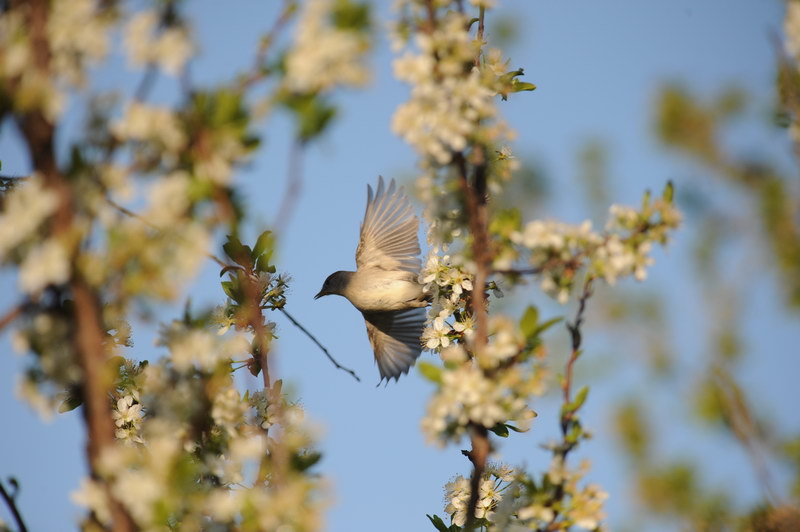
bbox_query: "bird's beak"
[314,290,324,300]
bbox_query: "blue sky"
[1,1,797,531]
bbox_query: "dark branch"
[0,303,24,332]
[0,478,28,532]
[542,276,595,532]
[278,308,361,382]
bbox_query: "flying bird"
[314,177,428,382]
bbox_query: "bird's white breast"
[343,269,424,312]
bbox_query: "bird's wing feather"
[356,177,420,273]
[363,308,426,382]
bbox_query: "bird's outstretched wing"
[356,177,420,273]
[363,308,426,382]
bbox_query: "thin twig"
[106,197,354,382]
[0,478,28,532]
[133,65,157,103]
[239,0,295,91]
[542,276,594,532]
[492,267,542,276]
[0,303,24,332]
[278,308,361,382]
[274,139,305,229]
[563,277,594,407]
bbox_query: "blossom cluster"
[419,251,475,348]
[421,355,538,445]
[124,9,193,75]
[393,11,496,164]
[392,2,622,531]
[435,459,608,531]
[442,465,514,527]
[512,458,608,531]
[786,2,800,63]
[511,185,682,303]
[0,0,113,119]
[0,1,349,530]
[72,342,326,531]
[48,0,113,86]
[285,0,371,93]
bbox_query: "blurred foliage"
[657,85,800,308]
[577,49,800,530]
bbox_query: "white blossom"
[570,484,609,530]
[229,434,267,462]
[112,469,163,524]
[422,362,532,444]
[480,316,523,368]
[787,2,800,60]
[169,329,219,372]
[144,172,191,226]
[285,0,370,93]
[422,316,451,349]
[15,378,56,421]
[470,0,498,8]
[112,102,186,154]
[212,386,246,436]
[47,0,110,85]
[71,478,112,527]
[392,12,497,164]
[444,472,506,526]
[113,395,143,428]
[124,10,192,75]
[0,176,59,259]
[18,239,70,295]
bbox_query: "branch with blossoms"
[390,1,679,531]
[1,0,372,530]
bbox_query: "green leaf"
[221,280,239,301]
[291,451,322,472]
[641,189,652,210]
[255,254,275,275]
[512,81,537,93]
[489,208,521,238]
[253,230,275,261]
[331,0,370,30]
[571,386,589,412]
[57,389,83,413]
[505,423,530,433]
[222,235,251,265]
[535,316,563,335]
[282,92,337,142]
[663,180,675,203]
[219,265,243,278]
[520,305,539,339]
[490,423,510,438]
[418,362,443,384]
[426,514,452,532]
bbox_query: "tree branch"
[542,276,594,531]
[278,308,360,382]
[0,478,28,532]
[0,303,24,332]
[10,2,136,528]
[104,198,354,383]
[273,138,305,230]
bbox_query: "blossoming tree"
[0,0,691,531]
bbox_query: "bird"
[314,176,428,382]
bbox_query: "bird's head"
[314,271,352,300]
